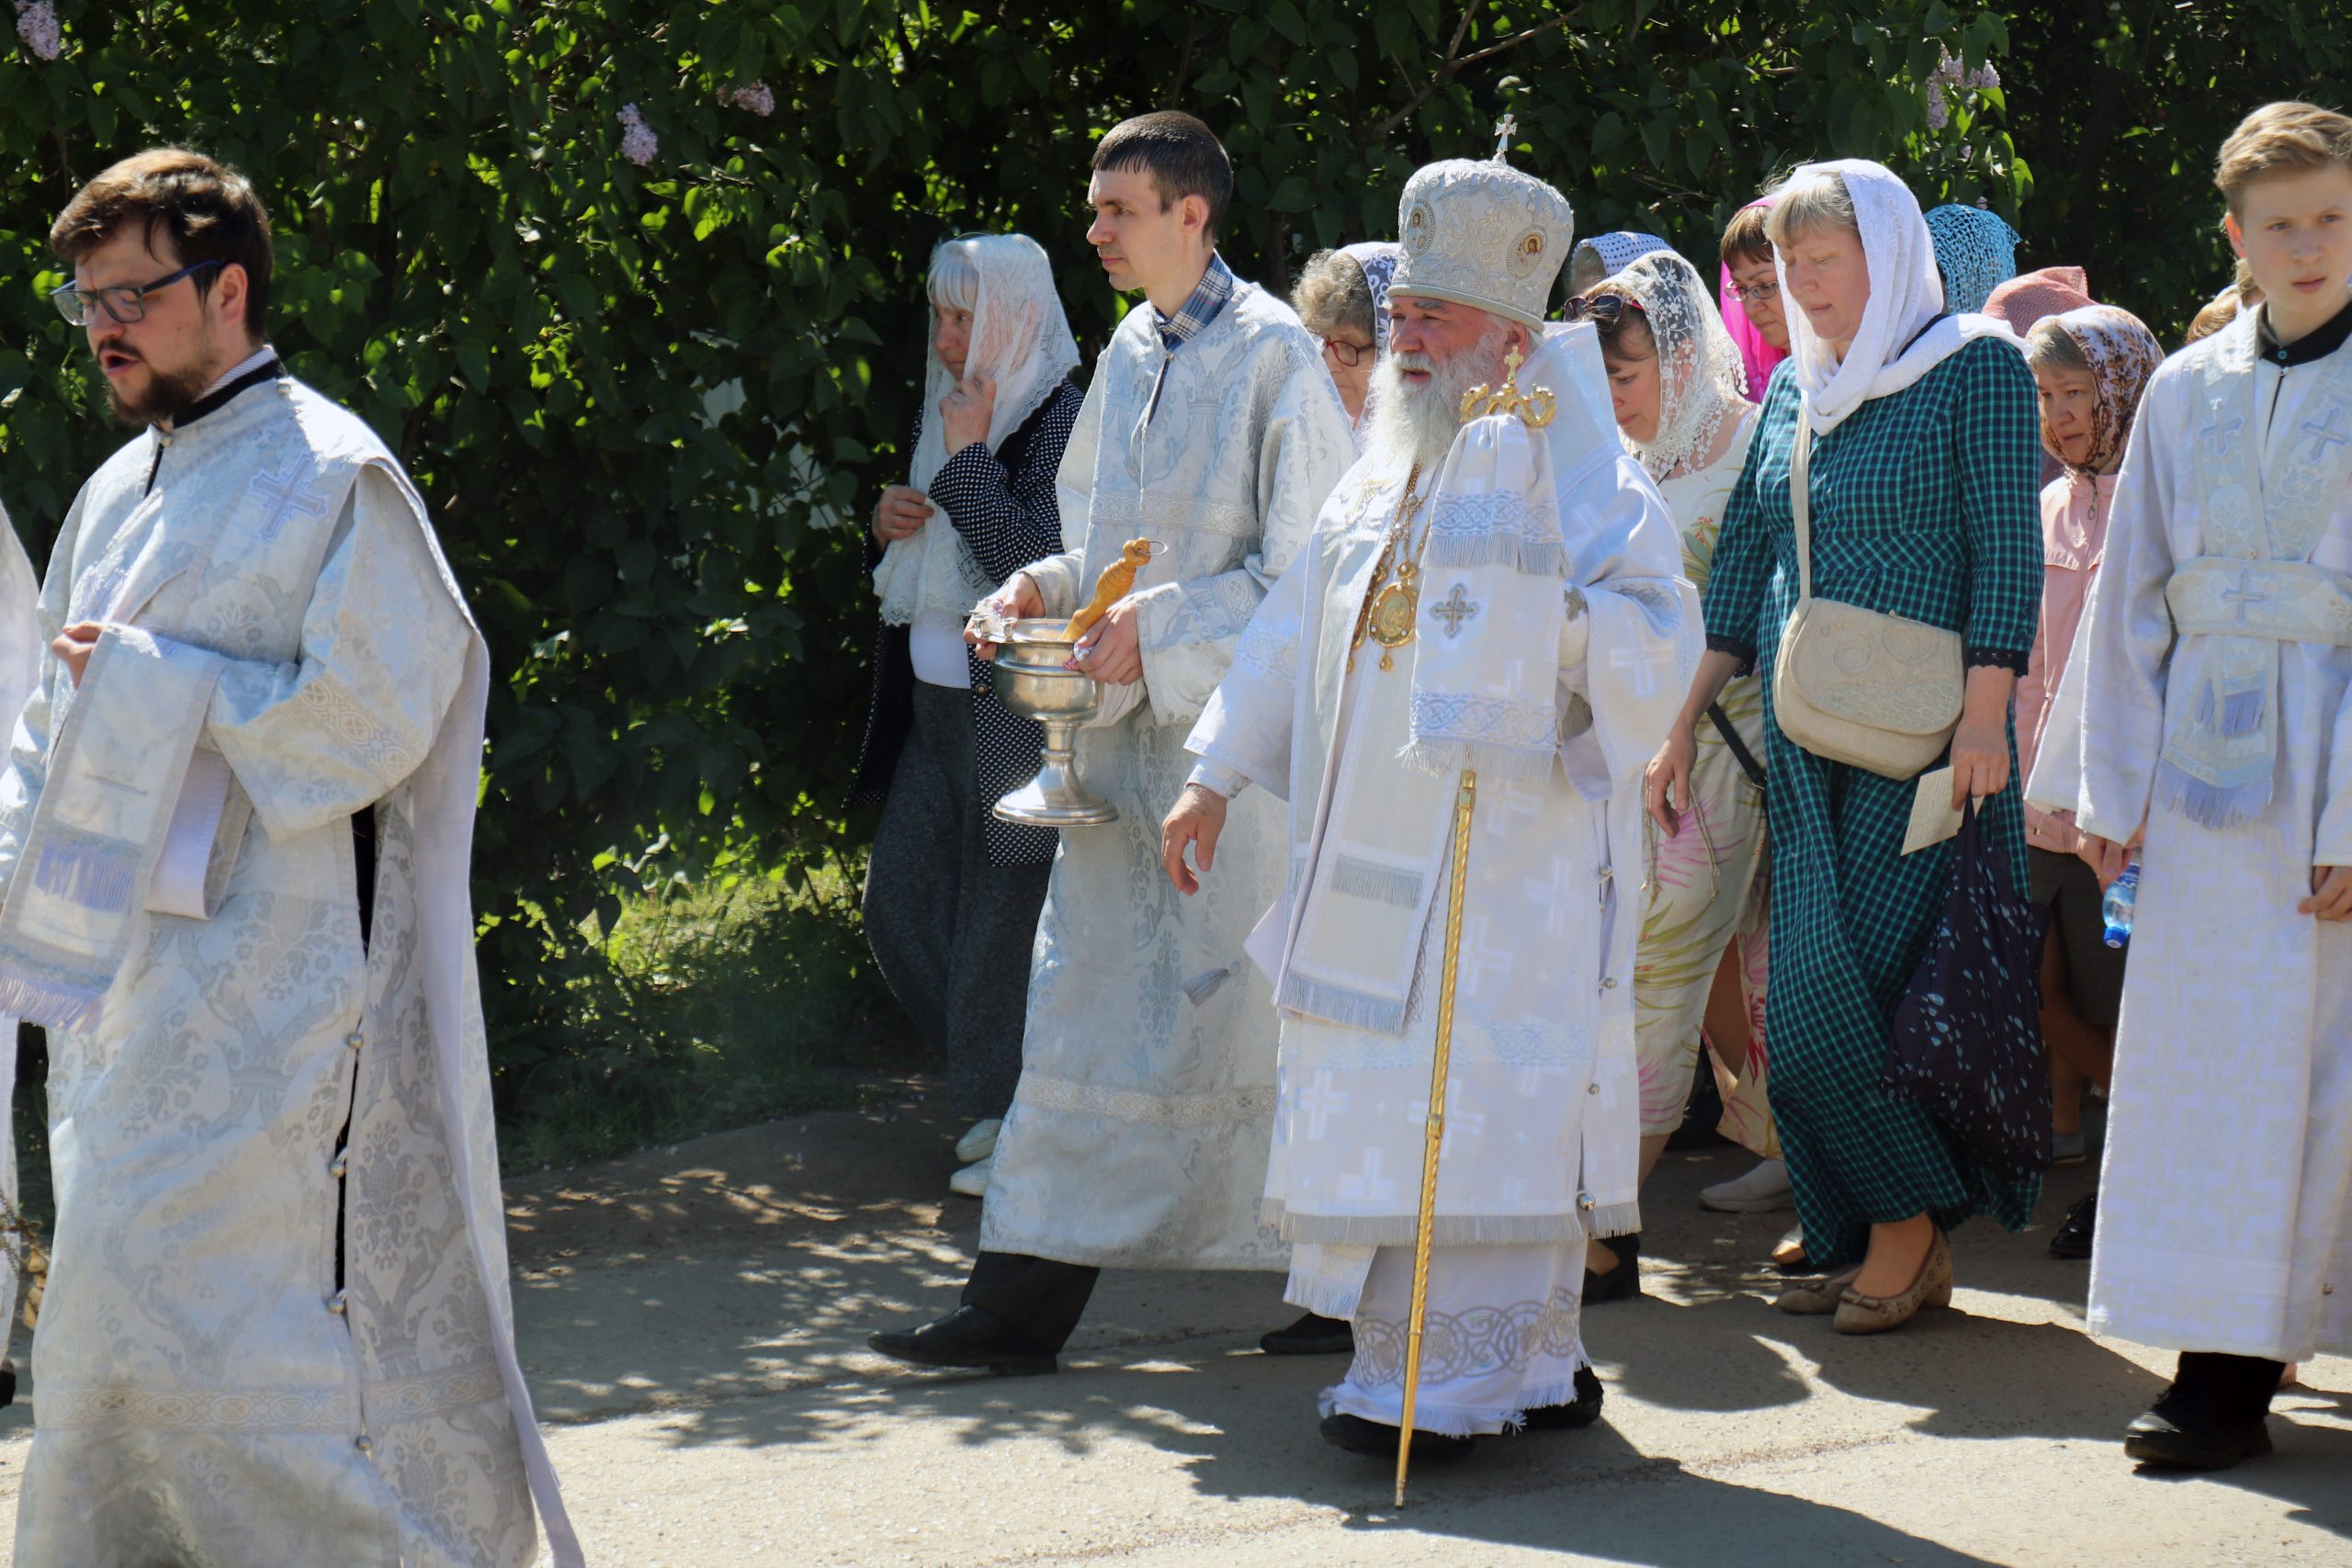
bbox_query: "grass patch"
[497,858,912,1173]
[4,865,916,1200]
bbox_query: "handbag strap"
[1790,415,1815,607]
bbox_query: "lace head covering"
[2041,304,2164,479]
[1600,251,1748,481]
[1575,231,1672,284]
[1923,203,2022,313]
[875,232,1080,624]
[1983,266,2093,335]
[1720,196,1788,404]
[1777,160,2019,434]
[1342,241,1404,355]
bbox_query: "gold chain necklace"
[1349,462,1434,673]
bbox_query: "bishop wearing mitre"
[1163,145,1700,1461]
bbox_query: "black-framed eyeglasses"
[51,259,224,326]
[1562,291,1645,325]
[1724,277,1782,302]
[1316,333,1372,368]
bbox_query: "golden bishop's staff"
[1395,766,1478,1506]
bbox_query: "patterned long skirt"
[1763,733,2042,1271]
[1633,710,1777,1156]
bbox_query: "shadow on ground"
[479,1079,2352,1563]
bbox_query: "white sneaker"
[1700,1157,1794,1213]
[955,1118,1002,1165]
[948,1156,993,1198]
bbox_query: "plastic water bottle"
[2100,861,2141,949]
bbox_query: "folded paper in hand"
[1902,767,1964,855]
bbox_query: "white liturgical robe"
[978,271,1356,1270]
[1188,323,1699,1429]
[0,371,576,1566]
[2030,304,2352,1362]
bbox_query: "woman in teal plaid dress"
[1645,161,2044,1335]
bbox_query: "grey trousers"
[865,682,1052,1120]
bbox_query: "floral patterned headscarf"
[2041,304,2163,479]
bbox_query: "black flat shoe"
[1521,1366,1604,1431]
[867,1305,1057,1376]
[2049,1190,2098,1260]
[1318,1412,1476,1463]
[1584,1232,1642,1303]
[1260,1311,1355,1357]
[2124,1404,2273,1470]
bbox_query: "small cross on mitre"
[1492,112,1518,162]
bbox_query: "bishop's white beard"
[1363,321,1514,473]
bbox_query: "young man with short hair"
[2041,99,2352,1471]
[3,147,577,1563]
[869,111,1357,1371]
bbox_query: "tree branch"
[1357,5,1578,148]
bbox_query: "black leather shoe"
[1260,1312,1355,1357]
[1319,1412,1476,1463]
[2049,1190,2098,1260]
[2124,1404,2273,1470]
[1584,1233,1642,1303]
[1521,1366,1604,1431]
[0,1359,14,1408]
[867,1306,1057,1376]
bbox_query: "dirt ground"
[0,1080,2346,1566]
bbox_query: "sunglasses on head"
[1562,292,1646,326]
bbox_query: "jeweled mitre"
[1390,157,1575,331]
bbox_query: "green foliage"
[0,3,2336,1141]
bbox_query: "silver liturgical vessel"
[989,618,1118,828]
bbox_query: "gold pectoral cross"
[1350,464,1431,673]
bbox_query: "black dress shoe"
[1260,1311,1355,1357]
[2124,1403,2273,1470]
[2049,1190,2097,1259]
[1584,1233,1642,1303]
[1318,1412,1476,1463]
[1521,1366,1604,1431]
[867,1305,1057,1376]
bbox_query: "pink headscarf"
[1719,196,1786,402]
[1982,266,2095,335]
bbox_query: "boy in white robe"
[868,112,1356,1374]
[1166,151,1698,1458]
[2037,101,2352,1472]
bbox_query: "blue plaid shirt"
[1151,253,1235,350]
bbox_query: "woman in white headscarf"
[851,233,1082,1195]
[1643,161,2044,1335]
[1290,241,1400,442]
[1578,254,1789,1292]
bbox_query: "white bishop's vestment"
[978,269,1356,1269]
[0,364,576,1566]
[2031,303,2352,1363]
[1188,323,1698,1432]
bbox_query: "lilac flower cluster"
[727,81,775,117]
[1925,48,2000,132]
[617,103,658,167]
[15,0,61,62]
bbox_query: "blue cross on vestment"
[2199,400,2245,461]
[2304,404,2352,462]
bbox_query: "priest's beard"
[1363,321,1514,474]
[104,337,219,428]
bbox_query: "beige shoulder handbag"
[1770,417,1964,779]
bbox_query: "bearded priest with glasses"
[1163,145,1699,1463]
[3,148,579,1566]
